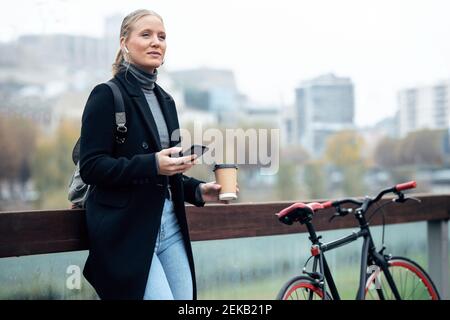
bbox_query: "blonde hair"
[112,9,164,76]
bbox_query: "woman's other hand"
[156,147,197,176]
[200,181,240,204]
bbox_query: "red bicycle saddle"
[276,202,324,225]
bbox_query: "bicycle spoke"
[393,267,401,299]
[407,271,422,299]
[400,268,409,298]
[417,282,429,299]
[280,279,327,300]
[405,273,414,300]
[380,274,390,299]
[367,285,376,300]
[397,270,403,297]
[394,266,407,299]
[410,281,426,300]
[401,268,407,297]
[368,262,437,300]
[403,268,411,297]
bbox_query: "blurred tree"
[303,160,327,199]
[0,116,19,181]
[341,164,366,196]
[0,115,37,204]
[374,137,402,168]
[374,129,445,169]
[31,120,79,208]
[399,129,445,166]
[281,144,310,165]
[325,130,366,196]
[9,116,38,185]
[32,138,60,191]
[325,130,365,167]
[275,162,298,200]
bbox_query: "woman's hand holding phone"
[156,147,197,176]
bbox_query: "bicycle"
[275,181,440,300]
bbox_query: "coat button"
[142,142,149,149]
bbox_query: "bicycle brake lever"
[328,208,351,222]
[393,196,421,204]
[404,196,422,203]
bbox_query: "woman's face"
[122,15,166,73]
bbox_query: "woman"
[79,9,230,300]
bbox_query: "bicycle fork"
[357,236,402,300]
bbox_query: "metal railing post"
[427,219,449,299]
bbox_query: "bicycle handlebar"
[277,181,417,226]
[321,180,417,211]
[395,181,417,191]
[309,202,325,211]
[322,201,333,209]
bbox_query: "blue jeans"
[143,199,193,300]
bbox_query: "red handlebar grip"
[322,201,333,209]
[395,181,417,191]
[308,202,324,211]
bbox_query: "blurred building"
[398,80,450,137]
[0,14,287,139]
[0,93,57,134]
[103,14,123,75]
[295,73,355,156]
[170,68,241,124]
[373,113,399,139]
[358,115,399,166]
[12,34,108,71]
[0,14,125,135]
[239,104,282,127]
[0,12,125,75]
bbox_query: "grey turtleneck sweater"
[124,62,170,149]
[121,62,204,203]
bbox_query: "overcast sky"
[2,0,450,126]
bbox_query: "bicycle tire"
[365,256,440,300]
[277,275,332,300]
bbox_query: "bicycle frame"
[304,201,402,300]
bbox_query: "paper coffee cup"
[213,164,238,201]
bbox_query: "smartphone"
[179,144,209,158]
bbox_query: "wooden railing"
[0,193,449,298]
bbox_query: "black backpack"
[68,80,127,209]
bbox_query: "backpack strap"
[71,80,127,165]
[105,80,127,144]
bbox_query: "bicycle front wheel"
[277,276,331,300]
[365,256,440,300]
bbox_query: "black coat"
[79,70,205,300]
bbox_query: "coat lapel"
[115,71,166,151]
[153,84,181,147]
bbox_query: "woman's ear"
[120,37,128,53]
